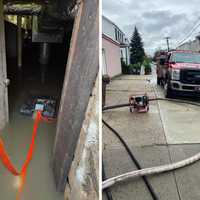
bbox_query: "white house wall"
[102,17,116,41]
[102,16,130,76]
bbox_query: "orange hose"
[0,111,42,200]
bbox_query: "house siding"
[102,35,122,77]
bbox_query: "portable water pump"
[129,94,149,113]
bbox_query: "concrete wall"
[102,36,122,77]
[64,76,99,200]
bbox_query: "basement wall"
[64,75,99,200]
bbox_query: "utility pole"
[165,37,171,52]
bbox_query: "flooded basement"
[0,15,72,199]
[0,85,64,199]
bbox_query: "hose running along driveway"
[103,98,200,190]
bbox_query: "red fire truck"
[156,50,200,98]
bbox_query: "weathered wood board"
[52,0,99,192]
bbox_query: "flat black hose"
[102,97,200,199]
[102,161,113,200]
[103,103,130,111]
[102,119,159,200]
[149,98,200,107]
[102,98,200,112]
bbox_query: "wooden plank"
[52,0,99,192]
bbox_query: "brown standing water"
[0,85,64,200]
[0,20,71,199]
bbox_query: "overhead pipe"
[4,2,42,15]
[17,15,22,71]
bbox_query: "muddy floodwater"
[0,93,63,200]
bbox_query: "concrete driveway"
[103,72,200,200]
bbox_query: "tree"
[143,56,152,74]
[130,27,145,65]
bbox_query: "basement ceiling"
[3,0,77,20]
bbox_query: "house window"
[117,32,119,41]
[115,29,118,41]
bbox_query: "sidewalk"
[103,74,200,200]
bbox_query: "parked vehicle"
[156,50,200,98]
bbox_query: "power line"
[177,24,200,47]
[176,17,200,45]
[176,17,200,48]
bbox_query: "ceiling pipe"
[17,15,22,71]
[3,2,42,15]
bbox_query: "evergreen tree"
[130,27,145,65]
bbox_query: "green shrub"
[143,56,152,74]
[129,63,141,74]
[121,59,129,74]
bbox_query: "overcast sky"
[103,0,200,55]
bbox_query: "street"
[103,66,200,200]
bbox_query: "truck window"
[171,52,200,64]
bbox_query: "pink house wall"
[102,36,122,77]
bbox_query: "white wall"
[102,16,116,41]
[102,16,130,75]
[102,16,128,45]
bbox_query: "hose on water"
[102,98,200,191]
[0,111,54,200]
[103,120,159,200]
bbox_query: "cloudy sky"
[103,0,200,55]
